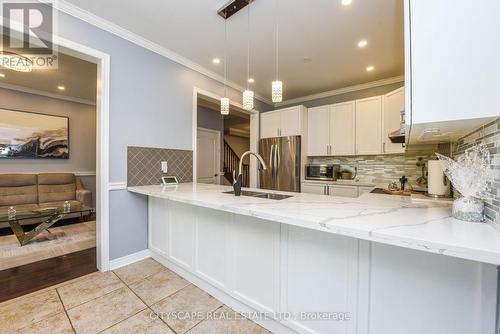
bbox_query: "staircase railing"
[223,140,249,187]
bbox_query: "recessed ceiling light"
[358,40,368,48]
[248,78,255,83]
[212,58,221,64]
[57,85,65,90]
[341,0,352,6]
[366,66,375,72]
[0,73,5,78]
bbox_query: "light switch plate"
[161,161,168,173]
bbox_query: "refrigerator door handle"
[270,144,275,178]
[274,144,279,179]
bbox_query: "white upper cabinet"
[260,106,303,139]
[407,0,500,125]
[307,105,330,156]
[356,96,383,155]
[383,87,405,154]
[260,111,281,138]
[330,101,356,156]
[279,107,302,137]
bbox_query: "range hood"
[388,129,406,144]
[388,108,406,144]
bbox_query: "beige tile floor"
[0,221,96,271]
[0,258,271,334]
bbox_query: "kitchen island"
[129,183,500,334]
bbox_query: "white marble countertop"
[128,183,500,266]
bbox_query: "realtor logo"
[1,0,58,70]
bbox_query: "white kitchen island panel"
[133,184,499,334]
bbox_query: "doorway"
[197,128,221,184]
[194,90,256,187]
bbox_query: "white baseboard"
[109,249,151,270]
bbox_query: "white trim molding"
[0,81,96,106]
[275,76,405,107]
[75,171,97,177]
[52,0,273,106]
[109,182,128,191]
[109,249,151,270]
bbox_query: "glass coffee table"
[0,204,95,246]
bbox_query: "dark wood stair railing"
[223,140,249,187]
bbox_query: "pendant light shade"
[242,2,254,110]
[243,90,254,110]
[220,97,230,115]
[271,0,283,103]
[221,10,230,115]
[272,80,282,103]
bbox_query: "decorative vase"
[452,196,484,223]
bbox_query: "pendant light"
[242,1,254,110]
[271,0,282,103]
[221,11,230,115]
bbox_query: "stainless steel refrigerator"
[259,136,301,192]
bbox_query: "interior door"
[330,101,355,156]
[307,106,330,156]
[197,128,220,184]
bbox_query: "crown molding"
[50,0,274,106]
[0,81,96,105]
[275,76,405,107]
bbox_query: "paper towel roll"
[428,160,450,196]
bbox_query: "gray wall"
[0,88,96,204]
[50,8,273,260]
[276,81,404,109]
[197,106,224,133]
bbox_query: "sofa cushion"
[0,174,38,206]
[38,173,76,203]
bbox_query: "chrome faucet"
[233,151,267,196]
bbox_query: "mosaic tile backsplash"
[452,118,500,225]
[309,147,439,186]
[128,146,193,186]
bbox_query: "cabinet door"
[356,97,383,155]
[328,185,359,198]
[383,88,405,154]
[301,182,327,195]
[279,107,302,137]
[307,106,330,156]
[260,111,281,139]
[330,101,356,156]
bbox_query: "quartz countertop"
[128,183,500,266]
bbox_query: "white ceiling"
[62,0,404,102]
[0,52,97,102]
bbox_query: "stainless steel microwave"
[305,164,340,181]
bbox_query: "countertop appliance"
[305,164,340,181]
[427,160,451,197]
[260,136,301,192]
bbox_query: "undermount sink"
[223,190,292,200]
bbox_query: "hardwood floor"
[0,247,97,303]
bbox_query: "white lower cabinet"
[301,182,328,195]
[232,215,280,312]
[148,198,496,334]
[328,185,359,198]
[283,226,358,334]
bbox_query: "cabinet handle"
[383,142,386,153]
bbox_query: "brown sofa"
[0,173,92,227]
